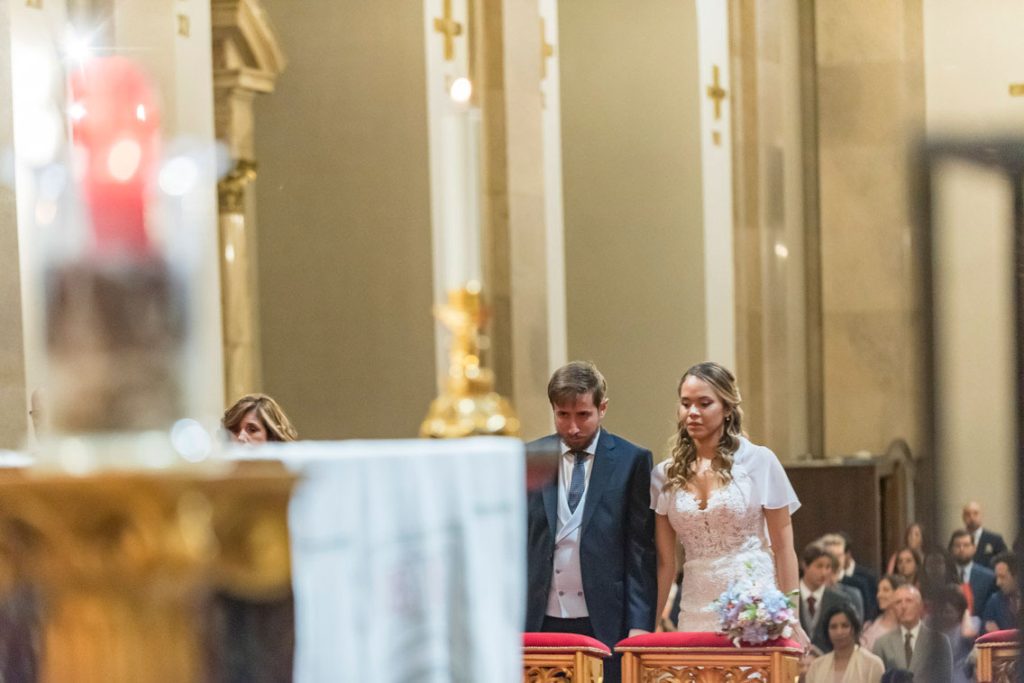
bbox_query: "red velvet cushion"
[976,629,1019,645]
[523,632,611,656]
[615,631,802,651]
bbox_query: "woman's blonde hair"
[663,362,744,492]
[222,393,298,442]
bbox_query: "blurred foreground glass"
[917,139,1024,652]
[22,56,217,471]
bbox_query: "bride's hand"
[791,623,812,652]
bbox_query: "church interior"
[0,0,1021,681]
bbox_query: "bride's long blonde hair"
[663,362,744,492]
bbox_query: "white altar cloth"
[234,438,525,683]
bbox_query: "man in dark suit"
[950,529,996,616]
[799,543,856,653]
[526,361,656,683]
[982,551,1020,632]
[839,531,879,621]
[963,501,1009,568]
[873,584,953,682]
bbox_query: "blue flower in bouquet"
[712,569,797,646]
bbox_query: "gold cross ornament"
[26,0,42,7]
[1010,83,1024,97]
[434,0,463,62]
[540,18,555,80]
[706,65,727,120]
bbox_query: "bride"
[651,362,809,646]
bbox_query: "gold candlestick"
[421,282,520,438]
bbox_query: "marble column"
[0,1,27,450]
[211,0,285,403]
[814,0,925,459]
[474,0,552,438]
[728,0,813,460]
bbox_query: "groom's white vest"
[545,470,589,618]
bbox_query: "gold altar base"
[0,466,295,683]
[617,643,801,683]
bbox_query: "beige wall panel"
[558,0,706,457]
[815,0,924,458]
[0,1,26,449]
[254,0,436,439]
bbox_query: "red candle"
[69,57,160,256]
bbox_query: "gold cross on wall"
[706,65,727,120]
[540,18,555,80]
[1011,83,1024,97]
[434,0,463,62]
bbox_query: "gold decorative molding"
[26,0,42,8]
[177,13,190,37]
[522,649,605,683]
[1010,83,1024,97]
[217,159,258,214]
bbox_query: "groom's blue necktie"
[567,451,586,513]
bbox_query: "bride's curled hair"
[664,362,744,492]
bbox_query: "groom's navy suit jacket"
[525,431,657,648]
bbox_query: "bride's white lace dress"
[650,437,800,633]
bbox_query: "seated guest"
[800,543,857,654]
[982,551,1020,632]
[962,501,1008,568]
[873,585,953,682]
[880,670,915,683]
[894,547,923,589]
[861,574,906,650]
[949,529,996,616]
[839,531,879,622]
[805,603,884,683]
[222,394,298,444]
[819,533,867,621]
[887,523,925,575]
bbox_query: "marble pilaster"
[815,0,925,459]
[475,0,551,438]
[0,1,27,450]
[211,0,285,403]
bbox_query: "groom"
[525,361,656,683]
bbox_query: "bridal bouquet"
[712,576,797,646]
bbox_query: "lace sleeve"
[739,441,800,514]
[650,459,670,514]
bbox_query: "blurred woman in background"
[887,523,924,574]
[894,547,923,588]
[222,393,298,444]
